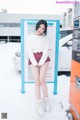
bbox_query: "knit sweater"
[26,33,49,66]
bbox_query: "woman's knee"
[35,79,41,86]
[40,77,45,86]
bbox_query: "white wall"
[0,27,20,36]
[62,8,74,30]
[0,13,62,36]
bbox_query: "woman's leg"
[39,62,51,112]
[30,65,45,116]
[30,65,41,100]
[39,62,49,97]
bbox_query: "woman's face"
[36,24,45,35]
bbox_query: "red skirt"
[28,52,50,65]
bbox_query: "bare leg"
[40,62,49,97]
[30,65,41,100]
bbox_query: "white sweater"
[26,33,49,66]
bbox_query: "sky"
[0,0,73,14]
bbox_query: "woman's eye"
[39,26,45,31]
[42,28,45,31]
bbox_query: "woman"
[27,19,51,116]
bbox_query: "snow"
[0,43,71,120]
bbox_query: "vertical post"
[53,21,60,94]
[21,20,25,93]
[7,36,9,43]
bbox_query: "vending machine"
[69,16,80,120]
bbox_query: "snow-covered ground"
[0,43,72,120]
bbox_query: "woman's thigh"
[30,65,40,83]
[40,62,49,82]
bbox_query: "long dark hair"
[35,19,47,35]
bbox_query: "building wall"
[0,13,62,36]
[74,0,80,18]
[62,8,74,30]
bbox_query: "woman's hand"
[35,63,42,67]
[38,62,44,66]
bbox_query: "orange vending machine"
[69,17,80,120]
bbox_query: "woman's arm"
[39,42,49,66]
[27,43,38,66]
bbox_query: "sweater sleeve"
[39,42,49,66]
[27,41,38,66]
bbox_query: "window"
[74,19,79,28]
[9,36,20,42]
[0,36,21,42]
[59,30,73,39]
[0,36,7,42]
[0,23,20,27]
[62,39,73,47]
[68,14,72,27]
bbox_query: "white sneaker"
[43,97,51,112]
[36,100,45,117]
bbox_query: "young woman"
[27,19,51,116]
